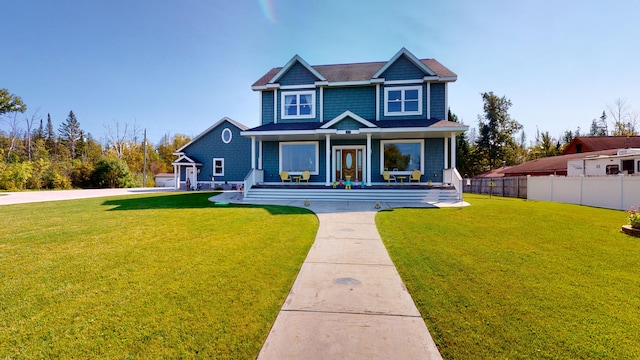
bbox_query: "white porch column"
[366,133,372,186]
[251,136,256,169]
[173,164,178,189]
[258,140,263,170]
[443,136,449,169]
[450,132,457,168]
[325,134,331,186]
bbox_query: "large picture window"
[279,142,319,174]
[281,91,315,119]
[380,140,424,174]
[384,86,422,116]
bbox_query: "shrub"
[627,207,640,229]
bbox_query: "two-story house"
[241,48,468,199]
[173,48,468,202]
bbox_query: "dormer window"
[384,86,422,116]
[281,91,315,119]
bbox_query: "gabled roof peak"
[373,47,437,78]
[267,54,327,84]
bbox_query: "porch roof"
[241,118,468,141]
[172,154,203,166]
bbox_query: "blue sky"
[2,0,639,145]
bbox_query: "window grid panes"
[213,158,224,176]
[282,91,315,119]
[384,86,422,116]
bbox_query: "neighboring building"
[154,173,175,187]
[567,148,640,176]
[241,48,468,194]
[173,117,250,190]
[563,136,640,154]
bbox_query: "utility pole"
[143,128,147,187]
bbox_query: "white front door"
[186,168,197,189]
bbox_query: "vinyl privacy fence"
[527,175,640,211]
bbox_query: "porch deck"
[244,183,461,203]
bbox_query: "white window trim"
[221,128,232,144]
[379,139,425,175]
[383,86,423,116]
[281,90,316,119]
[213,158,224,176]
[279,141,319,175]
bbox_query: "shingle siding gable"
[181,121,251,182]
[328,117,364,130]
[278,61,318,85]
[379,55,426,81]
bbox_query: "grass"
[0,192,318,359]
[377,194,640,359]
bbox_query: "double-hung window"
[279,142,319,175]
[281,91,315,119]
[213,158,224,176]
[384,86,422,116]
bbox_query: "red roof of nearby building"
[563,136,640,154]
[474,166,513,178]
[501,149,620,176]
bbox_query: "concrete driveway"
[0,188,176,206]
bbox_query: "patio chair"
[280,171,292,183]
[409,169,421,183]
[297,170,311,183]
[382,171,396,184]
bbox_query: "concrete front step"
[244,188,461,203]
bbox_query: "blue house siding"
[379,55,426,81]
[424,138,444,182]
[276,89,320,123]
[323,87,375,120]
[430,82,446,120]
[278,62,318,85]
[181,121,251,183]
[261,91,275,125]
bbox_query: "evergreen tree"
[475,92,522,170]
[45,113,55,153]
[58,110,82,159]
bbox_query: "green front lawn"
[0,192,318,359]
[377,194,640,359]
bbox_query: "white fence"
[528,175,640,210]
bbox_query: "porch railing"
[243,169,264,198]
[443,168,463,200]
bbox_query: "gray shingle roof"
[252,59,456,87]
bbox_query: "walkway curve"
[214,192,444,359]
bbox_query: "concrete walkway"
[215,192,456,359]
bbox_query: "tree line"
[452,92,638,177]
[0,88,190,190]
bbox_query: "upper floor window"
[384,86,422,116]
[281,91,315,119]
